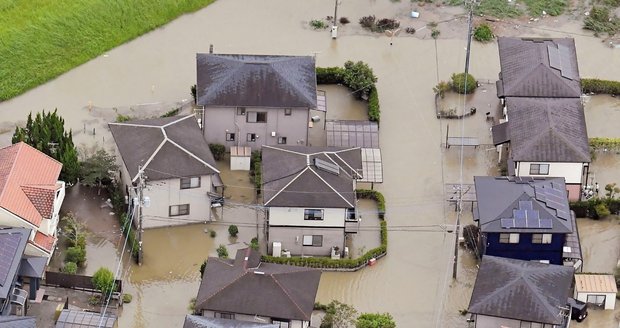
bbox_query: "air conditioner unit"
[271,131,276,137]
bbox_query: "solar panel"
[526,210,539,219]
[526,218,540,228]
[515,217,527,228]
[540,219,553,229]
[501,218,515,228]
[519,201,533,210]
[314,158,340,175]
[514,209,526,220]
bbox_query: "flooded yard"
[4,0,620,327]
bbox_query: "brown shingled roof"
[195,248,321,321]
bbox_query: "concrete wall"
[268,207,346,228]
[575,291,616,310]
[268,226,344,256]
[202,310,309,327]
[141,175,214,229]
[203,106,309,150]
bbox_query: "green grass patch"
[584,7,620,34]
[473,0,523,18]
[0,0,216,101]
[521,0,568,16]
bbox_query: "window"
[304,209,324,220]
[180,177,200,189]
[236,107,246,115]
[532,233,552,244]
[272,319,290,328]
[247,133,257,142]
[226,132,235,141]
[169,204,190,216]
[277,137,287,144]
[247,111,267,123]
[302,235,323,247]
[529,163,550,175]
[217,312,235,320]
[284,108,292,116]
[499,233,519,244]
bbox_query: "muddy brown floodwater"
[4,0,620,327]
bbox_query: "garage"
[574,274,618,310]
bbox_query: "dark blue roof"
[0,228,30,302]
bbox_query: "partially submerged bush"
[375,18,400,32]
[584,7,620,34]
[431,29,441,39]
[209,143,226,161]
[343,60,378,99]
[582,78,620,95]
[359,15,376,28]
[451,73,477,94]
[339,17,350,24]
[217,244,228,259]
[473,24,494,42]
[65,247,86,267]
[63,262,77,274]
[433,81,451,98]
[228,225,239,237]
[310,19,328,30]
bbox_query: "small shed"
[230,146,251,171]
[574,274,617,310]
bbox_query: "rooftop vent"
[253,271,265,275]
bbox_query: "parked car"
[568,297,588,322]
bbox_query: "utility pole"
[331,0,340,39]
[137,166,145,266]
[453,0,474,280]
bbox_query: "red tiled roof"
[33,231,56,253]
[0,142,62,227]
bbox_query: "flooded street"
[5,0,620,327]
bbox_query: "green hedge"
[570,199,620,218]
[582,78,620,95]
[315,66,380,122]
[262,191,387,269]
[590,137,620,150]
[316,67,345,84]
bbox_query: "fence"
[44,271,122,293]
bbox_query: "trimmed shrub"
[209,143,226,161]
[582,78,620,95]
[343,60,378,99]
[595,203,611,218]
[209,230,217,238]
[250,237,259,251]
[356,189,386,217]
[473,24,494,42]
[451,73,477,94]
[217,244,228,259]
[356,313,396,328]
[431,29,441,39]
[65,247,86,267]
[63,262,77,274]
[368,86,380,122]
[316,67,345,84]
[92,267,115,299]
[228,225,239,237]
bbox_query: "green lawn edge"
[0,0,216,102]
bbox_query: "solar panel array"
[534,182,571,220]
[500,201,553,229]
[547,44,576,80]
[0,234,20,287]
[314,158,340,175]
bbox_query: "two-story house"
[0,142,65,262]
[195,248,321,328]
[261,145,362,257]
[0,227,30,316]
[196,53,317,150]
[467,255,573,328]
[492,37,590,201]
[474,176,582,268]
[109,115,221,229]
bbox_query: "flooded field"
[5,0,620,327]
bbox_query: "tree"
[92,267,115,300]
[80,148,118,192]
[605,183,619,200]
[321,300,357,328]
[228,225,239,237]
[450,73,477,94]
[12,110,80,183]
[356,313,396,328]
[343,61,378,99]
[216,244,229,259]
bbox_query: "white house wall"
[268,226,344,256]
[39,181,65,236]
[575,291,616,310]
[203,106,309,150]
[515,161,584,184]
[474,315,557,328]
[141,175,214,229]
[202,310,309,327]
[268,207,346,227]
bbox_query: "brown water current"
[5,1,620,327]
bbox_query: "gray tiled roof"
[0,227,29,302]
[506,97,590,163]
[109,115,219,182]
[195,248,321,322]
[474,176,573,234]
[497,37,581,98]
[183,315,278,328]
[0,316,36,328]
[261,146,362,208]
[196,54,317,109]
[468,256,573,325]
